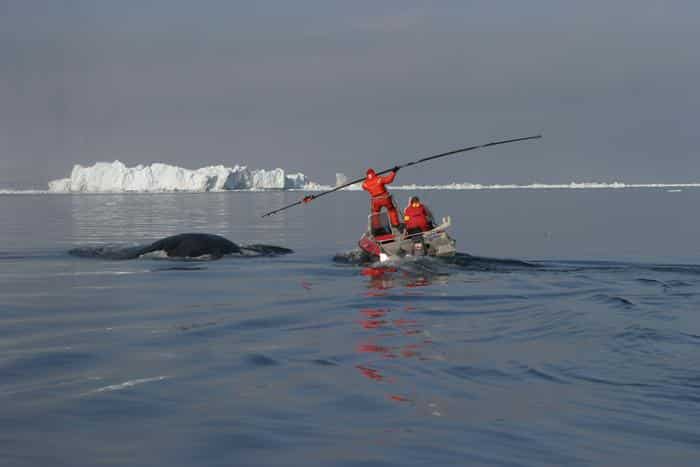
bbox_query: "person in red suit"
[362,167,401,228]
[403,196,434,234]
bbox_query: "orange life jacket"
[362,171,396,198]
[404,203,431,231]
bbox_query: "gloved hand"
[392,166,401,173]
[302,195,314,204]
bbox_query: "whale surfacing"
[141,233,240,259]
[69,233,292,260]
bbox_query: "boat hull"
[358,216,456,262]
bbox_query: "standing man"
[362,167,401,229]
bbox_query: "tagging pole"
[261,134,542,218]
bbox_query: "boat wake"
[333,249,537,272]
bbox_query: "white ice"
[48,161,312,193]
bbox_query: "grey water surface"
[2,189,700,466]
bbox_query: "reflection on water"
[361,264,449,291]
[68,193,295,246]
[353,266,445,408]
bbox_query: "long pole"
[261,134,541,218]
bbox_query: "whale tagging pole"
[261,134,543,218]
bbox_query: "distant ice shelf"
[0,190,50,195]
[386,182,700,190]
[310,181,700,191]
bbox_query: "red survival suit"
[362,168,400,227]
[403,197,434,233]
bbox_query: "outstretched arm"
[382,169,397,184]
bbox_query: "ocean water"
[2,189,700,466]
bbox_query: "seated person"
[403,196,434,234]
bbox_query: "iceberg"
[250,168,308,189]
[334,172,362,190]
[335,173,349,186]
[48,161,313,193]
[284,172,308,189]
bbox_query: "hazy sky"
[1,1,698,188]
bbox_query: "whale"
[140,233,240,258]
[69,233,293,260]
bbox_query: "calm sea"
[2,189,700,466]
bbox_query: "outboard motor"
[411,238,427,257]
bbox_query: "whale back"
[69,233,293,260]
[143,233,241,258]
